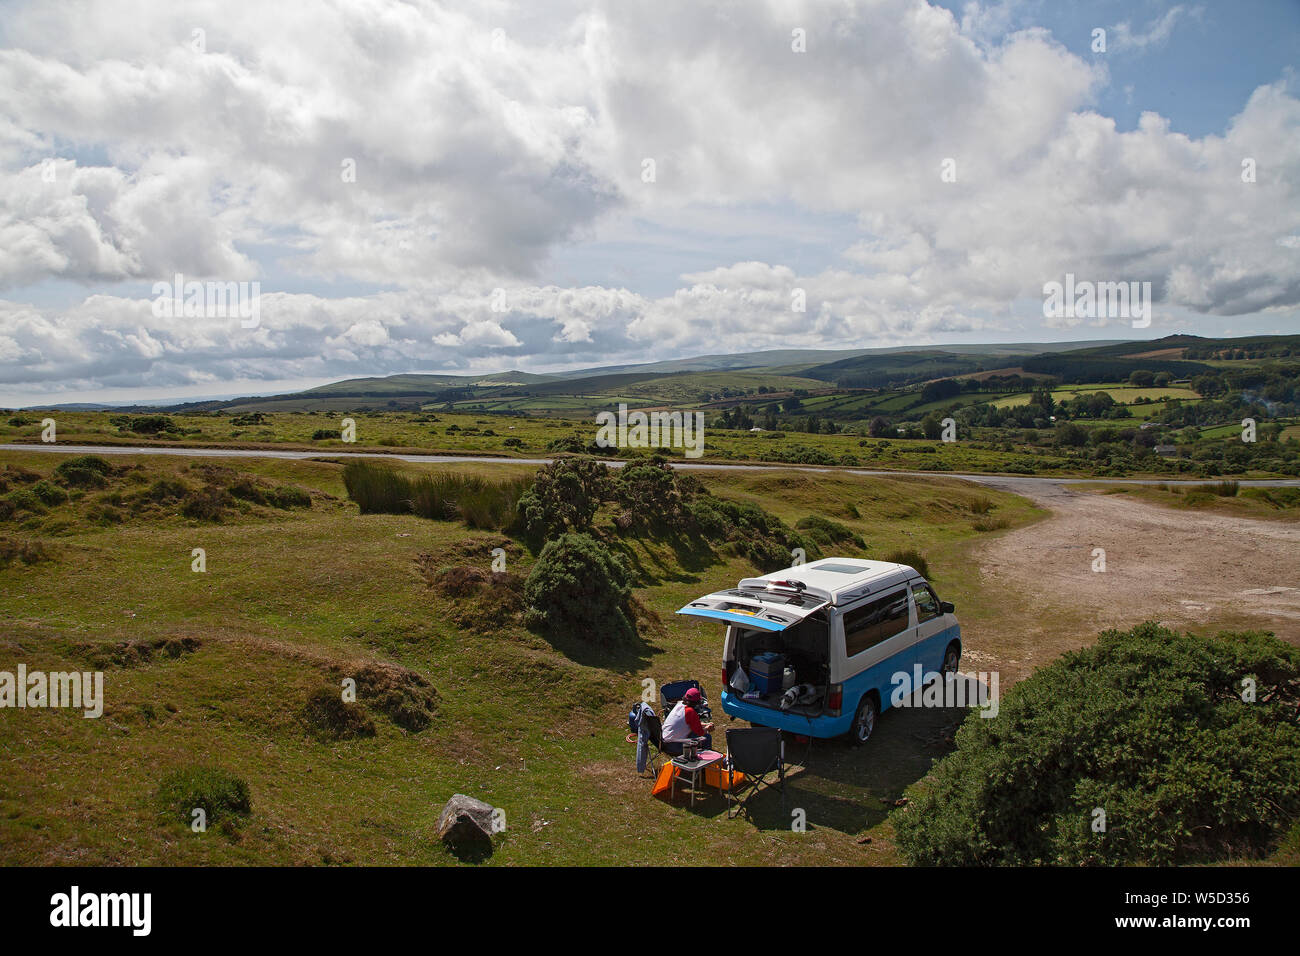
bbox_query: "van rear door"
[676,588,829,632]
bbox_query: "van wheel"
[941,643,961,676]
[851,695,878,746]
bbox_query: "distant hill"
[97,333,1297,416]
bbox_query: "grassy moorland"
[4,405,1299,479]
[3,445,1297,866]
[1,446,1050,865]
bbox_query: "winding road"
[4,443,1299,490]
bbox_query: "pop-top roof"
[738,558,918,606]
[675,558,923,632]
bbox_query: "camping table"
[670,753,725,808]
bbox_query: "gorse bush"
[795,514,866,551]
[53,455,111,489]
[181,485,234,522]
[523,532,634,643]
[612,455,700,527]
[687,495,816,572]
[893,623,1300,866]
[516,458,611,539]
[31,480,68,507]
[342,461,525,530]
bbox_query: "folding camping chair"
[638,708,669,775]
[724,727,785,819]
[660,679,711,720]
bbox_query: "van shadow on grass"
[717,695,971,834]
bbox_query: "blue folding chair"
[660,679,711,720]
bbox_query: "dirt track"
[968,482,1300,679]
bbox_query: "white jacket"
[661,701,697,742]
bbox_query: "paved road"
[5,442,1300,490]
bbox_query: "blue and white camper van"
[676,558,961,743]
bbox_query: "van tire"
[850,693,878,746]
[941,642,961,676]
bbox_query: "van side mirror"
[940,601,955,614]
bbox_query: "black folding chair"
[724,727,785,819]
[660,679,711,720]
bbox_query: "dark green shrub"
[5,488,46,514]
[264,485,312,510]
[517,458,611,540]
[545,434,586,454]
[884,548,929,578]
[31,480,68,507]
[53,456,111,489]
[145,478,190,503]
[612,456,693,526]
[523,532,633,643]
[686,495,814,571]
[111,414,178,435]
[155,766,252,828]
[796,515,865,550]
[311,429,335,440]
[181,485,234,522]
[56,455,111,475]
[893,623,1300,866]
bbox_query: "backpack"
[627,701,654,735]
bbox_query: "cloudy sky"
[1,0,1297,405]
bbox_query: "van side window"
[843,589,910,657]
[912,584,940,623]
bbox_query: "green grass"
[0,449,1046,865]
[1086,482,1300,521]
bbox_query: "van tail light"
[722,665,731,693]
[826,684,843,716]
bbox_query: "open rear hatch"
[678,581,834,718]
[675,582,830,632]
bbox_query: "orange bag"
[651,762,677,797]
[704,763,745,792]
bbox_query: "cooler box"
[749,652,785,678]
[750,670,784,695]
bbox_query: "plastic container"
[783,667,796,690]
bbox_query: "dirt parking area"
[965,482,1300,681]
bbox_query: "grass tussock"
[0,535,52,568]
[325,661,440,733]
[77,636,201,670]
[154,766,252,830]
[343,460,528,530]
[301,687,376,741]
[884,548,929,578]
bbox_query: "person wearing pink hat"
[661,686,714,755]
